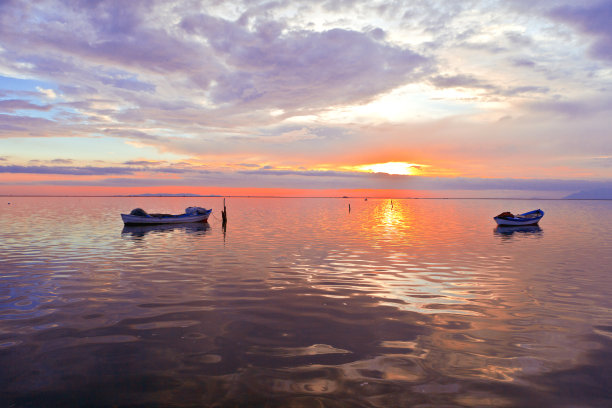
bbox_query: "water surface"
[1,197,612,407]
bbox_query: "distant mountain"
[564,189,612,199]
[119,193,222,197]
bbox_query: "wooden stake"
[221,198,227,225]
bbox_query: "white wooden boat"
[121,206,212,225]
[494,209,544,226]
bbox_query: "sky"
[1,0,612,197]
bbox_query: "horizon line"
[2,195,610,201]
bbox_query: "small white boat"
[121,206,212,225]
[494,209,544,226]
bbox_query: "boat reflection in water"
[121,222,211,238]
[494,224,542,237]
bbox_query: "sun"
[357,162,422,175]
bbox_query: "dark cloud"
[99,74,155,93]
[0,164,190,175]
[0,99,52,112]
[0,165,137,175]
[238,168,364,178]
[430,74,493,89]
[102,129,162,141]
[123,160,166,166]
[549,1,612,61]
[512,58,536,68]
[430,75,548,97]
[505,31,533,46]
[0,114,58,136]
[501,86,549,97]
[527,98,610,117]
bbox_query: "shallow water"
[1,197,612,407]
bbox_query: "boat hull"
[121,210,211,225]
[494,217,542,226]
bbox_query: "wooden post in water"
[348,203,351,213]
[221,198,227,226]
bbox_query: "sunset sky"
[1,0,611,197]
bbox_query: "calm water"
[1,197,612,407]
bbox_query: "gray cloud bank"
[1,163,611,198]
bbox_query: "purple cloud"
[102,129,162,141]
[181,14,431,108]
[550,1,612,61]
[238,168,364,178]
[123,160,166,166]
[528,98,612,117]
[430,75,548,97]
[0,99,52,112]
[0,164,191,175]
[430,74,493,89]
[0,114,58,136]
[0,165,137,175]
[99,74,155,93]
[512,58,536,68]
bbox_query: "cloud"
[123,160,166,166]
[98,73,155,93]
[0,99,52,112]
[181,14,431,109]
[238,168,364,178]
[549,1,612,61]
[259,128,322,143]
[429,74,549,98]
[430,74,494,90]
[237,163,260,168]
[36,86,57,99]
[0,114,60,136]
[0,165,137,176]
[527,96,612,117]
[0,164,191,175]
[512,58,536,68]
[5,163,610,198]
[103,129,162,141]
[50,158,73,164]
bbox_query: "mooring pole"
[222,198,227,225]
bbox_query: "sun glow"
[357,162,424,175]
